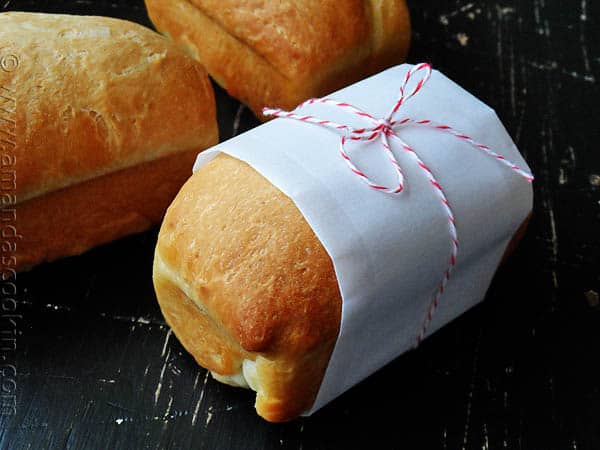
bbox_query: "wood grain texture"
[0,0,598,449]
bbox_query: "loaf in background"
[0,12,218,274]
[144,0,411,118]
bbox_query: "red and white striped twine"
[263,63,534,347]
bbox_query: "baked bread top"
[0,12,217,204]
[187,0,371,79]
[156,153,342,356]
[145,0,410,117]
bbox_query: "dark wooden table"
[1,1,599,449]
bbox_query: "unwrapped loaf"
[0,12,218,273]
[144,0,411,118]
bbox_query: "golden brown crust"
[156,154,342,353]
[366,0,412,71]
[1,149,202,274]
[154,154,342,421]
[154,260,339,421]
[144,0,411,118]
[0,12,217,203]
[185,0,371,79]
[153,261,253,376]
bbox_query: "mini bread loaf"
[154,152,530,422]
[0,12,218,274]
[144,0,411,118]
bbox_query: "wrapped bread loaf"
[144,0,411,118]
[0,12,218,274]
[154,156,530,422]
[153,65,534,422]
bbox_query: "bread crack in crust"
[0,12,218,272]
[145,0,411,118]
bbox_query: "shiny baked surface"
[0,12,216,204]
[145,0,411,116]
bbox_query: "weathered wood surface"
[0,0,598,448]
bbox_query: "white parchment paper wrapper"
[193,64,533,414]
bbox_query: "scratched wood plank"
[0,0,598,449]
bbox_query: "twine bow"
[263,63,534,346]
